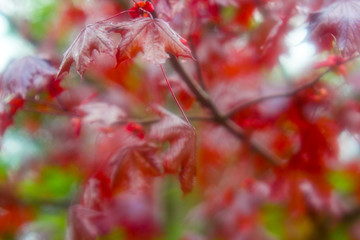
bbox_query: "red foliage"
[3,0,360,239]
[0,96,24,137]
[129,1,154,18]
[309,0,360,56]
[57,22,115,79]
[111,17,193,64]
[0,56,57,98]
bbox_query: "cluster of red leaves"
[67,108,195,239]
[56,5,193,80]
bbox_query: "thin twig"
[189,38,207,90]
[26,98,63,110]
[23,107,75,116]
[225,68,332,118]
[112,115,214,126]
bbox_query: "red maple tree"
[1,0,360,239]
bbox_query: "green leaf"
[328,171,357,193]
[261,204,286,238]
[35,211,67,240]
[19,166,79,201]
[330,225,351,240]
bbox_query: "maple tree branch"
[225,68,333,118]
[23,107,73,116]
[224,55,359,118]
[113,115,214,126]
[168,55,281,165]
[220,119,282,165]
[24,98,76,116]
[169,55,212,108]
[189,38,207,90]
[26,98,63,110]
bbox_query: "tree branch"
[189,38,207,90]
[168,55,282,165]
[113,115,215,126]
[169,55,212,108]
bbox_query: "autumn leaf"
[309,0,360,57]
[95,126,161,190]
[150,108,196,193]
[57,22,115,79]
[210,0,239,6]
[0,56,57,98]
[0,96,24,140]
[78,101,126,130]
[67,205,107,240]
[69,193,160,240]
[0,102,12,142]
[111,18,193,64]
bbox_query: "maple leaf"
[57,22,115,79]
[0,102,12,144]
[0,96,24,140]
[111,18,193,64]
[95,126,161,190]
[309,0,360,57]
[67,205,108,240]
[103,193,161,237]
[69,193,160,240]
[78,101,126,130]
[149,108,196,193]
[0,56,57,98]
[210,0,239,6]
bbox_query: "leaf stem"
[160,64,191,125]
[100,10,134,22]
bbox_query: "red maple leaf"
[95,126,161,192]
[0,56,57,98]
[149,108,196,193]
[57,22,115,79]
[78,101,126,131]
[309,0,360,57]
[111,18,193,64]
[69,193,160,240]
[67,205,107,240]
